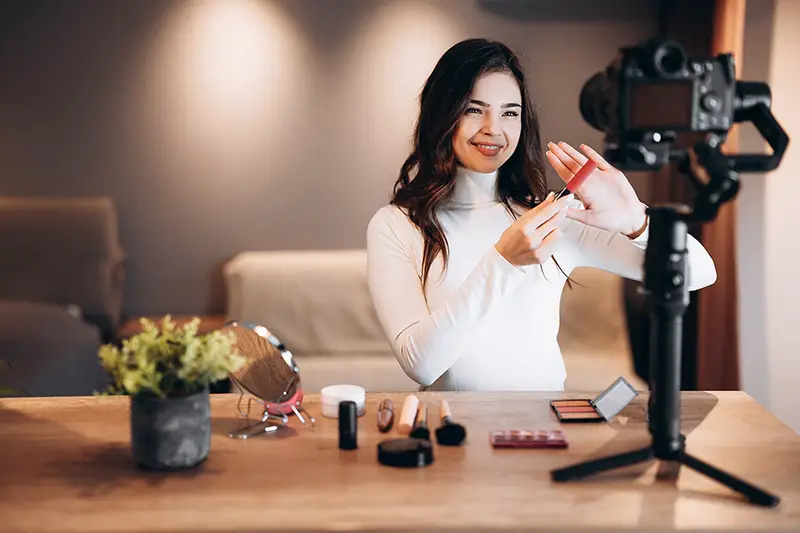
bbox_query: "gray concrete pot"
[130,386,211,470]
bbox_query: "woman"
[366,39,716,391]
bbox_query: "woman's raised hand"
[494,192,571,267]
[546,141,647,238]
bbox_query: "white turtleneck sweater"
[366,167,717,391]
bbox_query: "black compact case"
[378,438,434,468]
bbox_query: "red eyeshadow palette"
[550,377,638,423]
[490,429,568,449]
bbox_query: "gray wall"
[0,0,658,317]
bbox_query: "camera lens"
[579,72,612,133]
[654,42,686,76]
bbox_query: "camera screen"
[628,80,694,129]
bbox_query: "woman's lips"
[472,142,504,157]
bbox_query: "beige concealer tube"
[397,394,419,435]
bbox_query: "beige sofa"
[224,250,641,393]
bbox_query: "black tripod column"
[643,206,690,458]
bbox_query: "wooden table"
[1,392,799,532]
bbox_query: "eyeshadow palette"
[549,399,604,422]
[489,429,568,449]
[550,376,638,423]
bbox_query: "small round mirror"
[223,320,314,438]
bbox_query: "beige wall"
[0,0,657,316]
[738,0,774,421]
[739,0,800,433]
[764,0,800,433]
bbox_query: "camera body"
[618,40,736,134]
[581,39,738,170]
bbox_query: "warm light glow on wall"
[138,0,459,186]
[351,1,461,138]
[142,0,309,169]
[321,0,463,192]
[190,1,285,110]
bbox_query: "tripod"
[551,116,788,507]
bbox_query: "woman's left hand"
[546,141,647,237]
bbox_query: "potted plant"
[98,316,244,470]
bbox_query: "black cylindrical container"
[339,400,358,450]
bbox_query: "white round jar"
[320,384,366,418]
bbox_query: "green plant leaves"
[97,315,245,398]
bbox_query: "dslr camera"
[579,37,787,176]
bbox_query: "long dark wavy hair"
[392,38,560,290]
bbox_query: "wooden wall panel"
[695,0,747,390]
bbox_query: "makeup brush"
[555,159,597,199]
[435,400,467,446]
[409,405,430,441]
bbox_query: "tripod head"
[678,81,789,222]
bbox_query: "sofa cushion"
[0,301,107,397]
[224,250,390,358]
[294,354,418,393]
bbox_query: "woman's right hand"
[494,192,571,267]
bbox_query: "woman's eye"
[465,107,481,115]
[503,110,520,117]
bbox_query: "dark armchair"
[0,197,125,396]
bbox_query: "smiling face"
[452,70,523,174]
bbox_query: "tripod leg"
[681,452,780,507]
[551,446,654,482]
